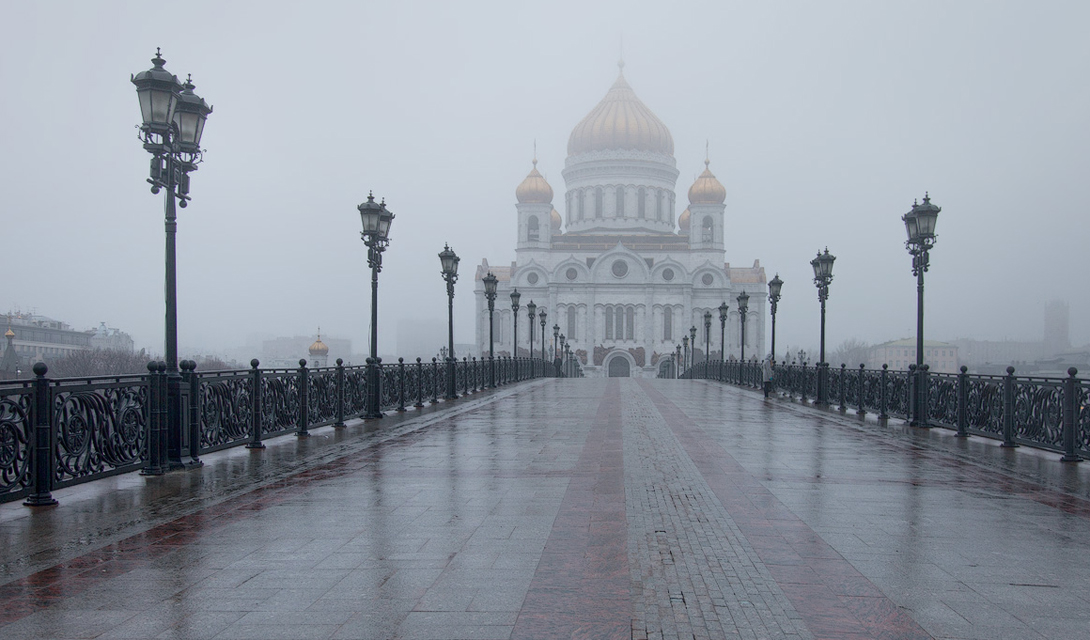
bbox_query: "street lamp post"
[689,326,697,364]
[483,272,498,388]
[510,289,520,379]
[768,274,783,362]
[682,335,689,373]
[903,193,940,427]
[737,290,749,363]
[718,302,729,366]
[526,301,537,373]
[439,244,460,400]
[703,311,712,368]
[539,309,547,362]
[359,193,396,419]
[810,248,836,406]
[553,323,560,358]
[132,50,212,471]
[675,344,682,379]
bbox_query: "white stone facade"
[475,69,766,377]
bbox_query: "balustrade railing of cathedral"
[0,355,559,505]
[681,359,1089,463]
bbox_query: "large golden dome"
[567,66,674,156]
[688,159,726,205]
[309,332,329,356]
[515,159,554,204]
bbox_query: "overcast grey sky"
[2,0,1087,358]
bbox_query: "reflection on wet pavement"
[2,379,1090,639]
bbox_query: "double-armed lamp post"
[359,194,395,419]
[768,274,783,362]
[439,244,460,399]
[718,302,729,364]
[482,271,498,388]
[810,248,836,406]
[703,311,712,366]
[539,309,548,361]
[526,301,537,365]
[132,49,212,471]
[737,290,749,363]
[903,194,940,427]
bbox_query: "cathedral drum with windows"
[475,63,766,377]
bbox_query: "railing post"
[879,364,889,421]
[432,357,439,404]
[397,357,407,412]
[1061,368,1081,462]
[1001,366,1018,448]
[246,359,265,450]
[918,364,931,428]
[156,362,169,469]
[296,359,310,437]
[956,365,969,438]
[463,357,470,395]
[183,360,203,465]
[140,361,164,476]
[333,358,346,428]
[856,364,866,416]
[415,358,425,408]
[907,364,917,423]
[24,362,57,506]
[838,363,847,412]
[471,357,478,392]
[800,362,808,403]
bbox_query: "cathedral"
[475,63,766,378]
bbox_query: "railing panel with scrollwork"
[307,368,338,428]
[1078,383,1090,455]
[0,383,35,501]
[885,370,911,419]
[928,373,958,428]
[50,376,148,488]
[260,370,298,436]
[861,369,882,410]
[1010,377,1064,451]
[380,364,399,411]
[198,370,251,451]
[965,375,1004,437]
[344,366,368,417]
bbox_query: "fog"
[2,1,1087,360]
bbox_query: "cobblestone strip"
[623,381,814,640]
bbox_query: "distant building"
[952,299,1071,372]
[475,64,765,378]
[869,339,959,374]
[4,313,93,364]
[89,322,135,353]
[261,333,351,368]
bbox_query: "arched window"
[702,216,714,243]
[638,188,646,219]
[528,216,539,241]
[567,306,576,340]
[566,192,572,224]
[656,190,663,221]
[663,307,673,340]
[614,306,624,340]
[595,187,604,219]
[604,306,614,340]
[615,186,625,218]
[625,307,635,340]
[578,189,585,220]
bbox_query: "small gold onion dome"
[550,208,562,230]
[568,63,674,156]
[678,208,691,233]
[515,158,553,204]
[688,159,726,205]
[309,336,329,356]
[4,328,13,338]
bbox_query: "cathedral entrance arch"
[658,359,675,379]
[607,355,631,377]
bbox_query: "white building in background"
[475,64,766,378]
[90,322,135,353]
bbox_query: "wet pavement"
[3,379,1090,639]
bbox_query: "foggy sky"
[2,1,1088,359]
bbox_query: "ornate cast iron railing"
[681,360,1088,463]
[2,354,558,505]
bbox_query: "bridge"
[2,366,1090,639]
